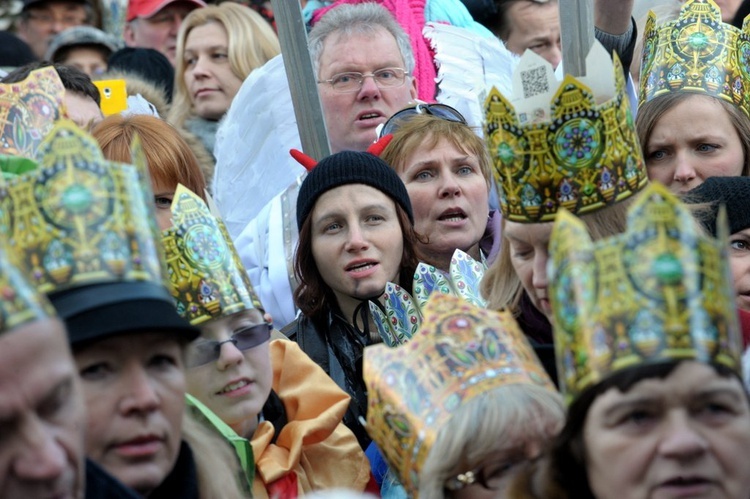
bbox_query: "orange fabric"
[251,339,371,498]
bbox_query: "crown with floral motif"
[0,66,65,161]
[162,185,262,325]
[365,293,554,496]
[549,182,742,404]
[1,120,167,298]
[484,41,648,223]
[370,249,486,347]
[639,0,750,115]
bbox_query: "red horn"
[289,149,318,172]
[367,134,393,157]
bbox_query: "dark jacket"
[283,307,372,449]
[148,441,199,499]
[85,459,140,499]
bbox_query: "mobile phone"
[94,79,128,116]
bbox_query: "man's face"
[504,1,562,68]
[64,91,103,130]
[317,27,418,153]
[0,318,86,499]
[16,0,88,60]
[124,3,196,66]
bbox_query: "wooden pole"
[559,0,595,77]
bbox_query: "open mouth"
[438,209,467,222]
[346,261,378,272]
[217,379,250,395]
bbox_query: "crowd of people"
[2,0,750,498]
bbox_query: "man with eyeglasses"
[124,0,206,66]
[14,0,92,61]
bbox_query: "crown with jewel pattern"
[639,0,750,115]
[1,120,167,298]
[365,293,554,496]
[0,67,65,161]
[549,182,742,404]
[369,249,486,347]
[162,185,262,325]
[484,41,648,223]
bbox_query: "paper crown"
[370,249,486,347]
[1,120,168,299]
[639,0,750,115]
[162,185,262,325]
[0,67,66,161]
[484,41,648,223]
[549,182,742,403]
[0,239,56,334]
[365,293,554,495]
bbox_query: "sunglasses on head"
[187,323,272,368]
[377,103,467,139]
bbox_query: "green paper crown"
[549,182,742,403]
[484,41,647,223]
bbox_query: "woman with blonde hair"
[92,114,207,230]
[168,3,280,159]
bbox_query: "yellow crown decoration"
[365,293,554,495]
[1,120,167,297]
[549,182,742,404]
[0,67,66,161]
[484,41,648,223]
[162,185,262,325]
[0,239,56,334]
[639,0,750,115]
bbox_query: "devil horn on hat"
[367,134,393,157]
[289,149,317,172]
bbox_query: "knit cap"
[686,176,750,236]
[296,150,413,229]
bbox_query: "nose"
[216,341,244,370]
[658,412,709,460]
[673,155,698,185]
[168,14,182,36]
[549,41,563,69]
[119,365,160,415]
[344,224,369,252]
[51,19,65,34]
[357,74,382,100]
[14,417,67,482]
[438,173,461,198]
[532,251,549,290]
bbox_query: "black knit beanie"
[686,176,750,236]
[296,150,413,229]
[107,47,174,102]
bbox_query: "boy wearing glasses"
[15,0,92,60]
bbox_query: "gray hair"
[308,3,415,78]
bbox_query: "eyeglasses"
[187,323,272,368]
[377,103,467,138]
[317,67,409,93]
[25,10,87,27]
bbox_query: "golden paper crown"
[639,0,750,115]
[0,67,65,160]
[0,239,56,334]
[162,185,262,325]
[365,293,554,495]
[2,120,167,298]
[549,182,742,403]
[484,42,648,223]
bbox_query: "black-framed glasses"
[187,323,272,368]
[377,103,467,138]
[317,67,409,93]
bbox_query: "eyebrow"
[313,203,393,225]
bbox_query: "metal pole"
[559,0,595,77]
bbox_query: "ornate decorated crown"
[365,293,554,495]
[0,239,56,334]
[370,249,486,347]
[639,0,750,115]
[1,120,167,298]
[484,41,648,223]
[549,182,742,403]
[162,185,262,325]
[0,67,66,161]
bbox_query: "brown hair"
[636,92,750,178]
[380,113,493,188]
[92,114,207,200]
[294,202,422,320]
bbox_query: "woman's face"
[645,95,745,194]
[185,309,272,438]
[503,221,554,318]
[583,361,750,499]
[183,22,243,121]
[151,176,175,231]
[74,332,186,495]
[729,228,750,311]
[397,137,489,267]
[310,184,404,314]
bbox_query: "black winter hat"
[296,150,413,229]
[686,176,750,236]
[107,47,174,102]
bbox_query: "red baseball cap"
[127,0,206,21]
